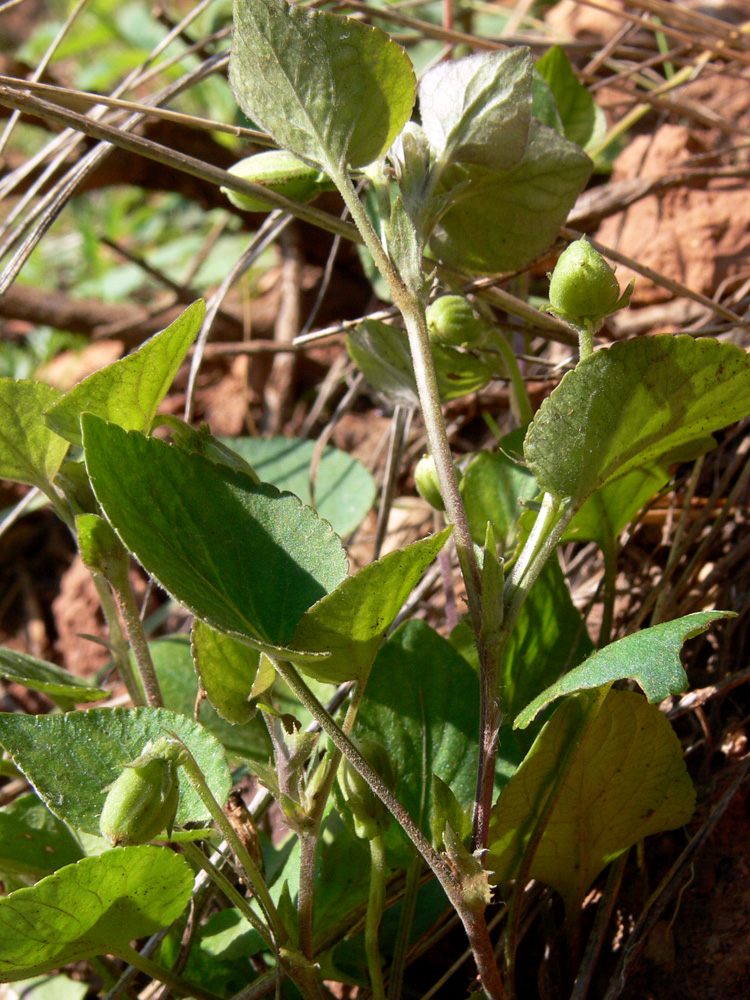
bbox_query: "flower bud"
[548,238,631,327]
[222,150,334,213]
[338,739,395,841]
[100,740,180,846]
[426,295,486,347]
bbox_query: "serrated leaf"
[535,46,607,152]
[419,48,532,170]
[0,846,192,980]
[515,611,732,729]
[0,793,83,879]
[292,528,452,684]
[429,119,592,274]
[0,646,107,707]
[0,380,68,491]
[525,336,750,502]
[222,435,376,536]
[229,0,415,170]
[488,690,695,916]
[0,707,231,834]
[82,416,348,646]
[44,301,204,447]
[357,621,479,866]
[192,621,275,725]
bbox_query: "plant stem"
[177,741,288,948]
[117,943,223,1000]
[486,329,533,427]
[271,657,461,903]
[182,841,273,948]
[597,519,617,648]
[91,571,146,706]
[108,571,164,707]
[387,847,421,1000]
[366,831,388,1000]
[298,830,317,961]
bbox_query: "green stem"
[117,943,223,1000]
[182,841,273,948]
[177,741,287,948]
[598,519,618,649]
[576,320,594,362]
[366,832,388,1000]
[387,847,421,1000]
[108,571,163,707]
[271,657,461,905]
[485,329,533,427]
[92,572,146,706]
[298,831,317,961]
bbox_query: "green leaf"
[432,344,493,400]
[82,416,348,646]
[292,528,452,684]
[0,380,68,490]
[515,611,733,729]
[525,336,750,503]
[488,689,695,916]
[148,635,272,760]
[229,0,415,170]
[460,427,538,549]
[0,846,193,980]
[419,48,532,170]
[222,435,376,536]
[0,793,83,880]
[357,621,479,865]
[531,71,564,135]
[347,320,418,407]
[0,646,107,707]
[535,46,607,152]
[561,463,670,549]
[0,707,231,834]
[429,119,592,274]
[191,621,275,725]
[44,301,204,447]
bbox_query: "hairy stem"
[108,572,163,707]
[92,572,146,706]
[387,847,421,1000]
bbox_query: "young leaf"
[429,119,592,274]
[192,620,275,724]
[0,793,83,879]
[0,646,107,707]
[291,528,452,684]
[0,707,231,835]
[525,336,750,503]
[229,0,415,171]
[357,620,480,865]
[487,689,695,918]
[0,846,193,980]
[0,380,68,491]
[515,610,733,729]
[82,416,348,646]
[535,46,607,152]
[44,301,204,447]
[419,48,532,171]
[221,435,376,536]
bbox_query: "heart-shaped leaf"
[192,621,275,725]
[230,0,415,171]
[0,707,231,834]
[525,336,750,502]
[82,416,348,646]
[45,301,204,447]
[0,793,83,880]
[0,846,192,980]
[488,689,695,916]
